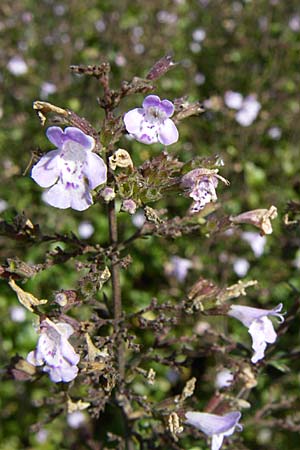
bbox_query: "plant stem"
[108,196,125,381]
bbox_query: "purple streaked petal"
[60,339,80,365]
[31,149,60,187]
[37,333,56,359]
[42,183,71,209]
[69,186,93,211]
[160,99,174,116]
[136,124,158,144]
[158,118,179,145]
[185,411,241,436]
[84,152,107,189]
[142,95,161,109]
[46,127,65,148]
[64,127,95,150]
[123,108,144,134]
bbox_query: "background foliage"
[1,0,300,449]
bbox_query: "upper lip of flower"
[186,410,242,434]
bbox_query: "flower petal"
[123,108,144,134]
[42,183,71,209]
[60,339,80,365]
[46,127,65,147]
[158,118,179,145]
[142,95,161,109]
[59,364,79,382]
[160,99,174,116]
[37,334,61,366]
[31,149,60,187]
[136,124,159,144]
[27,350,43,366]
[185,411,241,436]
[84,152,107,189]
[228,305,262,327]
[249,317,277,363]
[43,365,62,382]
[69,186,93,211]
[55,322,74,339]
[212,434,224,450]
[64,127,95,150]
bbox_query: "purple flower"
[31,127,107,211]
[215,368,234,389]
[123,95,179,145]
[224,91,243,110]
[228,304,284,363]
[235,95,261,127]
[27,318,80,383]
[181,168,229,213]
[167,256,192,282]
[185,411,242,450]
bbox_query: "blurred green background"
[1,0,300,448]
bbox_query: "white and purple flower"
[228,304,284,363]
[181,168,229,213]
[123,95,179,145]
[27,318,80,383]
[166,256,192,282]
[31,126,107,211]
[185,410,242,450]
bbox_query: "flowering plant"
[3,54,292,450]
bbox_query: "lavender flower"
[228,304,284,363]
[241,231,266,257]
[181,168,229,213]
[31,127,107,211]
[215,368,234,389]
[27,318,80,382]
[235,95,261,127]
[185,411,242,450]
[224,91,243,110]
[166,256,192,282]
[123,95,179,145]
[224,92,261,126]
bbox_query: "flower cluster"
[31,126,107,211]
[27,318,80,383]
[224,91,261,127]
[181,168,229,213]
